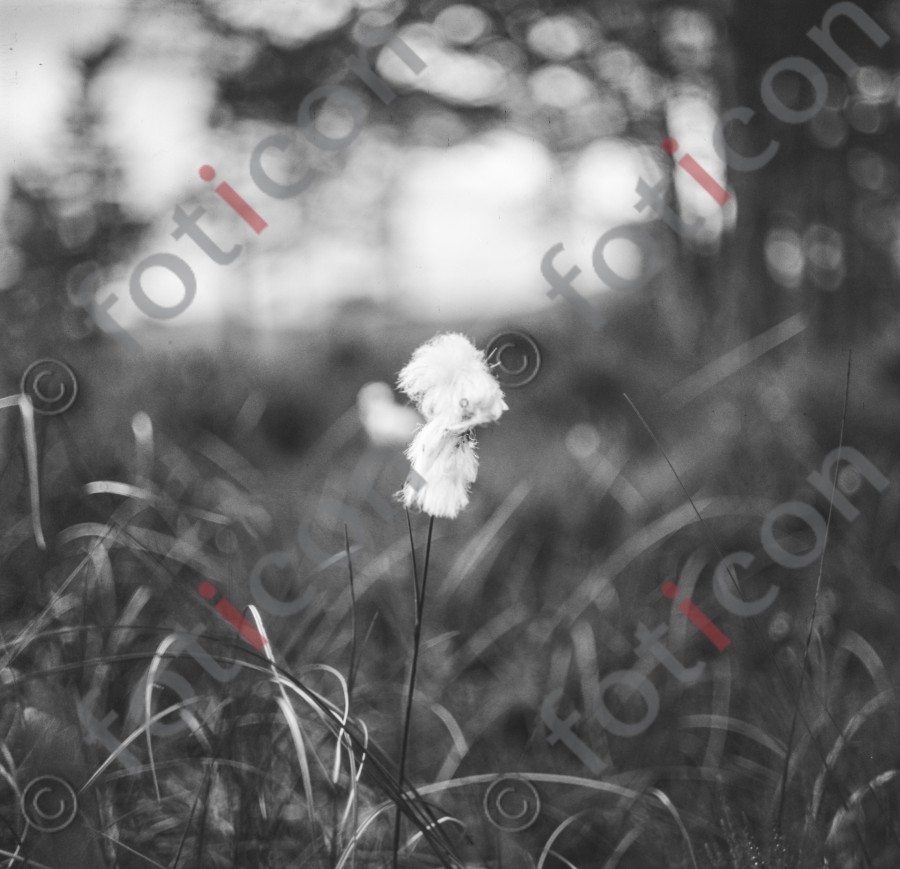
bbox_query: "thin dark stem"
[783,353,884,869]
[625,385,873,865]
[392,514,435,869]
[344,523,357,702]
[405,508,420,613]
[778,356,850,834]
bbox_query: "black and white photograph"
[1,0,899,866]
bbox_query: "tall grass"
[1,321,899,866]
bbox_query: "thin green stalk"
[392,513,435,869]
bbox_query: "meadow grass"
[1,314,899,867]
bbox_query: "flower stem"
[392,514,435,869]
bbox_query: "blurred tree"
[721,0,899,346]
[3,0,898,364]
[156,0,900,346]
[0,34,147,377]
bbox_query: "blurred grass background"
[1,306,900,866]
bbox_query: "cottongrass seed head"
[396,333,508,519]
[397,332,508,432]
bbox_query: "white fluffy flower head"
[396,333,508,519]
[397,332,508,432]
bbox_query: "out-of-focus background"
[4,0,897,350]
[2,0,900,867]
